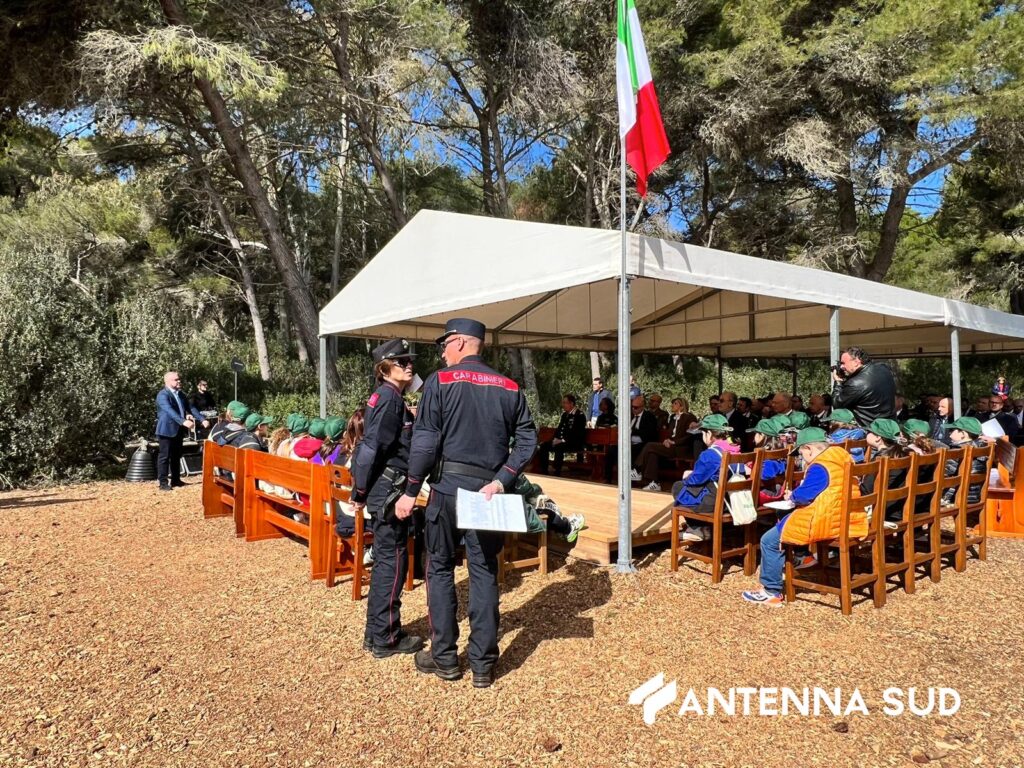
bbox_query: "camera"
[831,364,847,380]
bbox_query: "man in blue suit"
[156,371,209,491]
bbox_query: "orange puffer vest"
[781,446,865,545]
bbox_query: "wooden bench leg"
[670,508,680,572]
[539,529,548,576]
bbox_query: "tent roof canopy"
[320,210,1024,359]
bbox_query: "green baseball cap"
[698,413,733,432]
[244,412,273,430]
[309,417,327,440]
[791,426,829,453]
[830,408,855,425]
[749,416,783,437]
[324,416,345,441]
[785,412,810,431]
[286,413,311,435]
[902,419,931,438]
[943,416,983,437]
[866,418,903,442]
[226,400,250,420]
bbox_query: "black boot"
[414,649,462,681]
[372,634,424,658]
[472,666,496,689]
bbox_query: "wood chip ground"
[1,482,1023,767]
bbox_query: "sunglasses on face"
[392,358,414,368]
[437,336,460,351]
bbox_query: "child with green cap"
[673,414,740,543]
[862,418,911,527]
[941,417,990,506]
[826,408,866,462]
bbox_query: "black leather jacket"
[831,360,896,427]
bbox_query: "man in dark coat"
[831,347,896,427]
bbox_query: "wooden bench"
[985,437,1024,538]
[243,451,328,580]
[201,441,246,538]
[531,426,591,479]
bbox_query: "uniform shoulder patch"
[367,392,380,407]
[437,370,520,392]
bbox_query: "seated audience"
[211,400,250,445]
[791,394,805,413]
[827,408,866,461]
[313,417,346,465]
[537,394,587,476]
[861,418,910,526]
[986,393,1019,440]
[293,417,326,460]
[807,394,832,429]
[233,412,273,451]
[770,392,794,418]
[929,396,953,443]
[965,395,990,420]
[647,393,670,429]
[940,417,989,506]
[633,397,695,490]
[608,394,659,482]
[748,416,788,504]
[672,414,739,543]
[595,397,618,428]
[742,427,862,607]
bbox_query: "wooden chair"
[324,465,415,600]
[843,437,870,459]
[932,447,967,581]
[751,446,790,511]
[874,453,914,604]
[957,443,994,570]
[584,428,618,482]
[670,449,762,583]
[784,458,885,615]
[243,451,327,580]
[501,511,549,579]
[201,442,246,538]
[901,449,944,593]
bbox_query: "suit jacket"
[722,409,747,436]
[666,412,696,445]
[156,387,204,438]
[629,409,659,445]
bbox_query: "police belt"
[436,460,495,483]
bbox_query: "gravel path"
[1,481,1022,767]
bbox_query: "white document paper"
[456,488,528,533]
[764,500,796,511]
[408,373,424,394]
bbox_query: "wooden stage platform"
[533,476,675,565]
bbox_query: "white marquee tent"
[319,210,1024,361]
[318,209,1024,570]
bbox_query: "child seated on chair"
[940,417,989,506]
[748,416,788,505]
[826,409,866,462]
[672,414,739,544]
[742,427,863,608]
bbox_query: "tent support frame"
[951,327,962,418]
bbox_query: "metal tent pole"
[616,136,635,575]
[951,327,962,418]
[829,306,841,365]
[319,336,328,419]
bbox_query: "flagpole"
[616,134,635,574]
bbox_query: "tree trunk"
[199,163,273,381]
[865,183,911,282]
[506,346,524,382]
[278,293,291,352]
[520,348,539,407]
[159,0,337,387]
[590,351,601,380]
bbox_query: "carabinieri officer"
[350,339,423,658]
[394,318,537,688]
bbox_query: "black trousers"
[157,431,185,486]
[424,483,503,672]
[364,479,411,647]
[536,440,579,475]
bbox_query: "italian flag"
[616,0,670,197]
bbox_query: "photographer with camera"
[830,347,896,427]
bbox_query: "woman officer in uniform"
[349,339,423,658]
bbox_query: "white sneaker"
[363,546,374,566]
[642,481,661,491]
[883,520,899,530]
[629,469,642,482]
[682,525,710,542]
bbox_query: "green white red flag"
[616,0,670,197]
